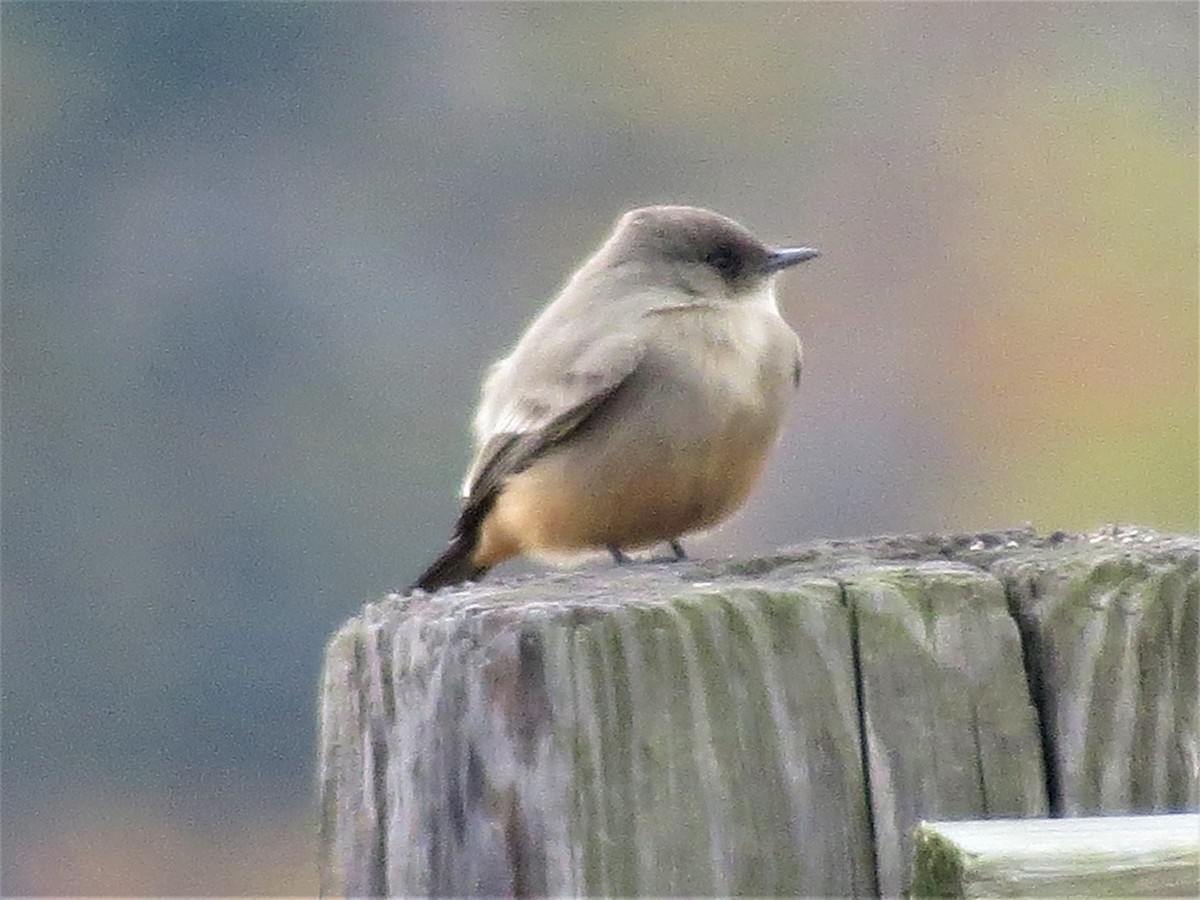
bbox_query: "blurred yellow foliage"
[947,79,1198,530]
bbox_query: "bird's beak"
[762,246,820,273]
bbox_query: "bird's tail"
[410,533,488,593]
[408,492,496,593]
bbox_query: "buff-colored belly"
[473,401,780,566]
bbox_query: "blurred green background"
[2,2,1195,894]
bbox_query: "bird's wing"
[460,331,645,505]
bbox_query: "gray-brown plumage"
[412,205,818,592]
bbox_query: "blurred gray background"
[2,2,1196,894]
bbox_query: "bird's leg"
[669,539,687,560]
[608,545,631,565]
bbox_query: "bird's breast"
[653,294,798,415]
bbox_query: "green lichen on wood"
[912,815,1200,898]
[909,825,965,898]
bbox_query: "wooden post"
[911,814,1200,897]
[318,527,1198,896]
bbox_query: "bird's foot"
[608,542,687,565]
[608,545,631,565]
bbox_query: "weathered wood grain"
[320,574,876,896]
[843,561,1046,897]
[318,527,1198,897]
[991,528,1199,815]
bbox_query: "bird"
[411,205,818,592]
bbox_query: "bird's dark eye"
[705,246,740,277]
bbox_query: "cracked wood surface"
[318,526,1199,897]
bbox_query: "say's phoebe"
[411,205,818,592]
